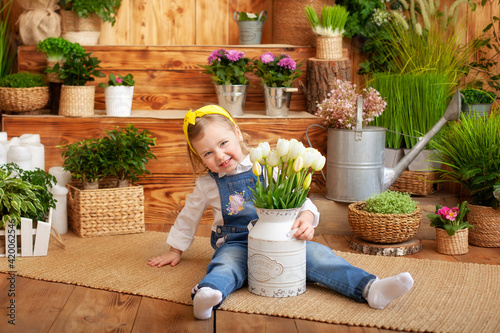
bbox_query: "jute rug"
[1,231,499,333]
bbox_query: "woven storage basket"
[435,228,469,255]
[348,202,422,244]
[316,36,343,60]
[467,204,500,247]
[389,171,441,196]
[0,87,49,113]
[67,180,145,237]
[59,85,95,116]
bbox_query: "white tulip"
[258,142,271,158]
[276,139,290,157]
[302,148,316,168]
[249,147,263,164]
[312,155,326,171]
[288,139,305,159]
[267,150,280,167]
[252,161,262,176]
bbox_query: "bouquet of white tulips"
[249,138,326,209]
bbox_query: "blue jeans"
[197,235,376,308]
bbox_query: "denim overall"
[195,169,376,307]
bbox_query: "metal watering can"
[307,89,461,202]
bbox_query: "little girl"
[148,105,414,320]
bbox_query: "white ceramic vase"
[105,86,134,117]
[247,206,306,298]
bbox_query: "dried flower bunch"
[198,49,252,85]
[253,52,303,88]
[316,79,387,129]
[249,139,326,209]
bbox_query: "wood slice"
[349,237,423,256]
[298,58,351,114]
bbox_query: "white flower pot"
[105,86,134,117]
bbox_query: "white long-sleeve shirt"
[166,155,320,252]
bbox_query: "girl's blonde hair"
[186,114,250,175]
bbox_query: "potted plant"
[0,72,49,114]
[305,5,349,60]
[98,73,135,117]
[233,10,267,45]
[460,85,497,119]
[101,124,157,187]
[198,49,252,116]
[427,201,474,255]
[58,0,122,45]
[247,138,325,297]
[0,164,56,256]
[253,52,303,116]
[36,37,85,82]
[49,51,105,116]
[430,110,500,247]
[347,190,422,244]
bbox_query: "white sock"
[193,287,223,320]
[364,272,414,309]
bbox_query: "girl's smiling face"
[191,122,245,174]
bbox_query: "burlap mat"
[1,231,499,332]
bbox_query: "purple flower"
[260,52,275,64]
[207,49,225,63]
[277,57,296,70]
[226,50,245,61]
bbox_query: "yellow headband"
[183,105,236,154]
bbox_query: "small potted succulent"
[427,201,474,255]
[48,51,105,116]
[233,10,267,45]
[98,73,135,116]
[0,72,49,114]
[305,5,349,59]
[347,190,422,244]
[198,49,252,116]
[252,52,303,117]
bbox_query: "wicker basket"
[389,171,441,196]
[0,87,49,113]
[348,202,422,244]
[435,228,469,255]
[316,36,343,60]
[467,204,500,247]
[46,60,63,83]
[59,85,95,117]
[67,181,145,237]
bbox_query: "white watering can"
[307,89,461,202]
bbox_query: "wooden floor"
[0,232,498,333]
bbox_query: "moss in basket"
[0,72,47,88]
[364,190,417,215]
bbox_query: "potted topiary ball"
[0,72,49,114]
[347,190,422,244]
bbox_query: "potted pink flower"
[99,73,135,117]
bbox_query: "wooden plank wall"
[7,0,500,88]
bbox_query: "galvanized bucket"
[263,85,298,117]
[214,84,248,117]
[234,11,267,45]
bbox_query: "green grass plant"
[364,190,417,215]
[305,5,348,37]
[0,0,15,79]
[429,111,500,208]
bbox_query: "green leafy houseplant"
[461,87,497,104]
[58,0,122,26]
[0,72,47,88]
[249,139,326,209]
[253,52,303,88]
[235,11,266,21]
[427,201,474,236]
[430,111,500,208]
[101,124,157,187]
[36,37,85,62]
[98,73,135,87]
[198,49,251,86]
[364,190,417,215]
[49,51,104,86]
[305,5,349,37]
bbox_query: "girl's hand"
[148,248,183,267]
[291,210,315,241]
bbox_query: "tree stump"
[349,237,423,256]
[298,58,351,114]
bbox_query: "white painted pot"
[247,207,306,298]
[105,86,134,117]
